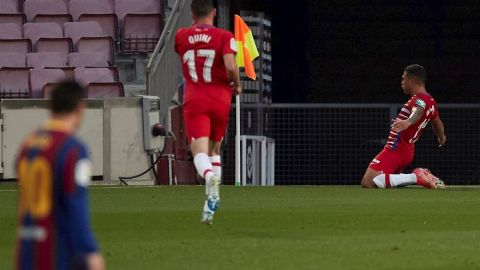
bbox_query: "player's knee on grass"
[361,176,377,188]
[361,168,382,188]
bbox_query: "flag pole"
[235,94,241,186]
[234,14,258,186]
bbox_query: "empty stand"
[0,14,26,30]
[78,37,113,63]
[74,67,118,86]
[115,0,162,21]
[27,52,68,68]
[46,66,75,79]
[0,53,25,68]
[0,0,163,98]
[24,22,63,45]
[0,0,19,13]
[0,23,31,53]
[68,52,109,68]
[69,0,114,21]
[0,67,31,98]
[87,82,124,98]
[64,21,113,61]
[24,22,73,53]
[0,22,21,39]
[24,0,72,28]
[115,0,163,53]
[29,68,66,98]
[70,0,118,46]
[64,21,103,45]
[122,14,163,53]
[0,39,31,53]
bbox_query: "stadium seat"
[29,68,66,98]
[0,39,32,53]
[0,52,26,68]
[64,21,113,62]
[78,37,113,63]
[80,14,118,42]
[0,22,22,38]
[64,21,103,45]
[0,0,19,13]
[115,0,162,21]
[70,0,118,47]
[46,66,75,79]
[0,23,32,53]
[0,67,31,98]
[74,67,119,87]
[87,82,124,98]
[24,22,73,53]
[115,0,163,53]
[69,0,114,21]
[27,52,68,68]
[34,14,73,27]
[0,14,26,30]
[122,14,163,53]
[24,0,72,27]
[68,52,109,68]
[37,38,73,54]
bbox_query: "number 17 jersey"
[175,24,237,105]
[386,92,439,152]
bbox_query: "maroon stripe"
[203,169,213,179]
[64,150,78,193]
[385,174,391,188]
[212,162,221,167]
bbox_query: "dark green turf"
[1,185,480,269]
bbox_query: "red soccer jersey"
[385,92,439,152]
[175,24,237,105]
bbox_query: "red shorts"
[368,148,414,174]
[183,100,231,143]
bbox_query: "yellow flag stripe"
[244,31,259,60]
[235,41,245,67]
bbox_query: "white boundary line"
[1,185,480,192]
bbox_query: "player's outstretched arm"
[392,106,425,132]
[223,53,242,95]
[431,117,446,147]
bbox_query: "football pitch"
[1,185,480,270]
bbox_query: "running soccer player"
[15,81,104,270]
[361,64,447,189]
[174,0,241,224]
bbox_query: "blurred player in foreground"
[175,0,241,224]
[361,64,447,189]
[15,81,104,270]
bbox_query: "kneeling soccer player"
[361,64,447,189]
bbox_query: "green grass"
[1,185,480,269]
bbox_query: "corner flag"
[234,15,259,80]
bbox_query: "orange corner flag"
[234,15,259,80]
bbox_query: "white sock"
[373,173,417,188]
[193,153,214,183]
[209,155,222,179]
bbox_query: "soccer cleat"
[201,211,214,225]
[207,194,220,212]
[201,175,221,224]
[413,168,446,189]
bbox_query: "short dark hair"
[191,0,214,18]
[50,80,86,114]
[404,64,427,84]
